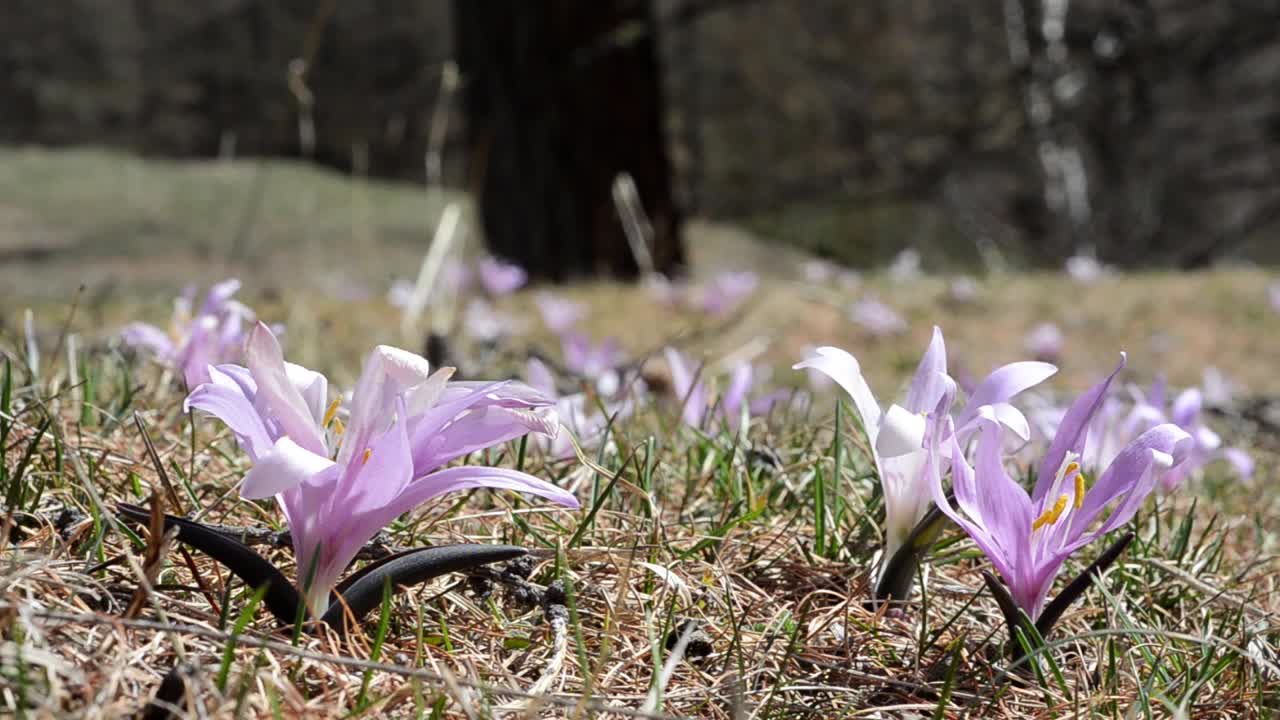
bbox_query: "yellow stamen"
[1063,461,1080,478]
[1074,472,1087,510]
[322,397,342,428]
[332,419,345,435]
[362,448,372,465]
[1032,494,1069,531]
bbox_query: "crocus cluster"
[667,348,782,433]
[796,328,1056,583]
[121,279,264,388]
[186,322,578,617]
[645,270,759,317]
[527,292,636,459]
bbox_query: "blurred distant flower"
[849,296,907,336]
[888,248,922,283]
[931,356,1190,622]
[477,256,527,296]
[562,333,623,392]
[665,348,777,432]
[802,259,836,283]
[536,293,586,334]
[699,271,758,316]
[185,323,575,617]
[387,279,415,308]
[526,357,634,460]
[463,299,517,343]
[1268,281,1280,313]
[949,276,980,303]
[121,278,260,388]
[1125,378,1254,489]
[1201,366,1236,407]
[1024,322,1065,361]
[1065,253,1111,284]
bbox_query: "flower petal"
[793,347,882,444]
[904,326,948,413]
[877,404,926,458]
[120,322,175,358]
[1171,387,1202,428]
[246,323,327,455]
[957,361,1058,429]
[1034,354,1124,501]
[185,365,274,460]
[241,436,336,499]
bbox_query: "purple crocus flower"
[1125,378,1253,489]
[849,296,907,337]
[1269,281,1280,313]
[526,358,634,460]
[185,323,577,616]
[1024,322,1065,362]
[121,279,258,389]
[665,348,776,432]
[698,271,758,316]
[477,256,527,297]
[930,355,1192,620]
[536,293,586,334]
[795,328,1057,577]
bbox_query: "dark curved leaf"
[322,544,527,629]
[115,503,302,625]
[1035,532,1134,637]
[141,660,199,720]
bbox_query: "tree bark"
[453,0,684,282]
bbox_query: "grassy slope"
[0,147,1277,717]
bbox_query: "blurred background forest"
[3,0,1280,279]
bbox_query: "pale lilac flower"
[888,248,922,284]
[561,333,623,395]
[795,328,1057,569]
[849,296,907,337]
[949,276,980,303]
[665,348,777,432]
[536,293,586,334]
[387,279,415,309]
[802,260,836,284]
[526,358,633,460]
[1065,253,1110,284]
[185,323,576,616]
[930,355,1192,620]
[1201,366,1236,407]
[121,279,258,388]
[463,299,517,343]
[1268,281,1280,313]
[698,271,758,316]
[1125,378,1253,489]
[477,256,527,296]
[1024,323,1065,362]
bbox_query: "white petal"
[241,437,336,499]
[793,347,882,442]
[876,404,926,458]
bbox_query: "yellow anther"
[1074,472,1087,510]
[332,419,345,435]
[1032,494,1069,531]
[1063,461,1080,478]
[362,448,372,465]
[323,397,342,428]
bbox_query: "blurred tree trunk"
[453,0,684,282]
